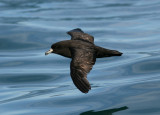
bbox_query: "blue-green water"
[0,0,160,115]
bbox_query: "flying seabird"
[45,28,122,93]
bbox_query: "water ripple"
[0,0,160,115]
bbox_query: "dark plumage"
[45,28,122,93]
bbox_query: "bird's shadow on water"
[80,106,128,115]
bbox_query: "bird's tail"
[95,46,123,58]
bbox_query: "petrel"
[45,28,122,93]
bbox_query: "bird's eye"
[54,45,60,49]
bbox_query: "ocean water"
[0,0,160,115]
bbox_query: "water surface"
[0,0,160,115]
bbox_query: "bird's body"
[51,40,94,58]
[45,28,122,93]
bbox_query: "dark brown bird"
[45,28,122,93]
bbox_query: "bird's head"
[45,42,64,56]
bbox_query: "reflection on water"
[80,106,128,115]
[0,0,160,115]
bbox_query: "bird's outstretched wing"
[67,28,94,44]
[70,47,96,93]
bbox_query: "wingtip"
[75,28,83,32]
[67,28,84,34]
[81,86,91,94]
[82,89,90,94]
[78,86,91,94]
